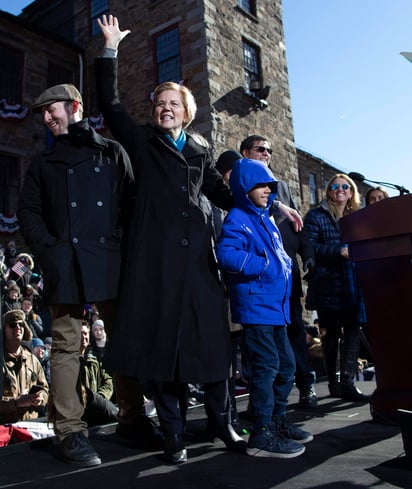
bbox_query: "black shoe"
[341,383,371,403]
[209,424,247,453]
[161,434,187,464]
[60,432,101,467]
[116,415,164,450]
[328,381,342,398]
[298,386,318,408]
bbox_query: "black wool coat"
[303,200,351,311]
[18,120,133,305]
[95,57,234,383]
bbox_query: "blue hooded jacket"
[216,158,292,326]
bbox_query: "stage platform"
[0,379,410,489]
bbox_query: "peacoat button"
[180,239,189,246]
[94,167,101,173]
[97,201,103,207]
[68,169,74,175]
[99,237,105,244]
[72,237,79,244]
[181,211,188,218]
[71,202,77,207]
[180,163,186,169]
[180,185,188,192]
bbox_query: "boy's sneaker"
[272,415,314,443]
[247,425,305,458]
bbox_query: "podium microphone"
[348,172,410,195]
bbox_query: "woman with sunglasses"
[303,174,369,402]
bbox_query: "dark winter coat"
[216,158,292,326]
[95,57,234,383]
[273,180,314,298]
[17,120,133,305]
[303,200,353,311]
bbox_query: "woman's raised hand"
[97,14,131,50]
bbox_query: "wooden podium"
[340,194,412,422]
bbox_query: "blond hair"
[152,82,197,129]
[326,173,362,218]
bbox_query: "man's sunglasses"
[251,146,273,155]
[330,183,350,191]
[7,321,24,329]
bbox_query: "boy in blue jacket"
[216,158,312,458]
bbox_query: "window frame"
[237,0,257,17]
[242,38,261,96]
[0,42,24,105]
[153,25,182,85]
[90,0,109,37]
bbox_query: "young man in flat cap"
[18,84,134,467]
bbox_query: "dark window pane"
[154,27,181,84]
[90,0,109,36]
[0,44,23,104]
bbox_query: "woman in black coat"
[96,15,246,463]
[304,173,369,402]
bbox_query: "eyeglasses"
[330,183,350,191]
[251,146,273,155]
[7,321,24,329]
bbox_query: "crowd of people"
[0,12,391,467]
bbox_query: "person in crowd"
[79,321,118,427]
[304,173,369,401]
[217,158,312,458]
[9,253,34,289]
[31,337,51,386]
[21,296,44,339]
[0,310,48,424]
[240,135,318,409]
[23,283,43,314]
[17,82,134,467]
[0,244,8,290]
[95,14,248,464]
[2,283,21,313]
[84,303,99,326]
[90,319,108,362]
[4,240,18,268]
[365,186,389,205]
[43,336,52,355]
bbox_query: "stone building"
[0,0,370,242]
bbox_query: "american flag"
[11,260,28,277]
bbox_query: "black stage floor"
[0,379,410,489]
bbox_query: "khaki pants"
[49,304,85,439]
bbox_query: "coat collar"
[42,119,109,164]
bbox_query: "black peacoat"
[17,120,133,305]
[95,57,234,383]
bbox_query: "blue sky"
[2,1,412,195]
[283,0,412,195]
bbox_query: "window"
[238,0,256,16]
[0,155,19,215]
[0,43,24,104]
[308,173,317,205]
[242,40,261,95]
[90,0,109,37]
[48,63,74,87]
[154,27,181,84]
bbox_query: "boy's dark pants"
[242,324,296,428]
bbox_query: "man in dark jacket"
[18,83,133,467]
[240,135,318,408]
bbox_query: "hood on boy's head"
[229,158,278,209]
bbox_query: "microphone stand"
[348,173,410,195]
